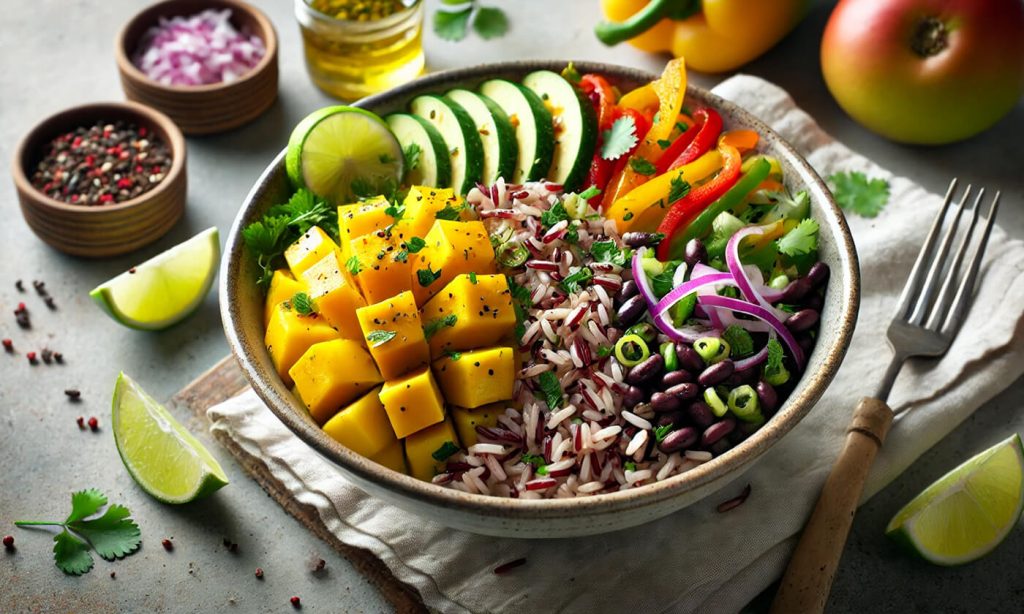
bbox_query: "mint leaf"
[601,115,638,161]
[290,292,316,316]
[722,325,754,358]
[69,504,141,561]
[472,6,508,39]
[828,171,890,218]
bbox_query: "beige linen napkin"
[207,75,1024,613]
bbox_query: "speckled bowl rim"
[221,60,860,520]
[10,100,186,214]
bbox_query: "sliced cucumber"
[445,89,517,186]
[478,79,554,184]
[385,113,452,189]
[522,70,598,193]
[409,95,484,195]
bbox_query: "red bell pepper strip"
[656,142,743,260]
[658,107,723,174]
[653,115,703,175]
[580,74,618,131]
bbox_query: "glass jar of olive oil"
[295,0,425,100]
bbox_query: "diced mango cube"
[372,440,408,474]
[410,220,495,305]
[432,346,515,408]
[321,386,394,458]
[301,250,366,340]
[289,339,383,424]
[451,403,502,447]
[378,366,445,438]
[397,186,462,239]
[264,269,306,326]
[338,196,392,261]
[404,417,460,482]
[421,274,516,357]
[265,303,339,385]
[349,231,411,304]
[356,290,429,379]
[284,226,339,278]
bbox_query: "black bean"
[616,295,646,328]
[724,368,758,387]
[686,402,715,428]
[625,354,664,386]
[756,381,778,415]
[622,385,646,409]
[661,369,695,388]
[701,418,736,447]
[797,334,816,355]
[709,438,733,455]
[785,309,819,332]
[806,262,830,288]
[675,344,705,372]
[684,239,707,268]
[622,232,662,248]
[666,382,699,401]
[698,360,735,387]
[803,291,824,311]
[650,391,681,413]
[656,410,686,427]
[659,427,699,453]
[615,280,638,306]
[781,277,813,303]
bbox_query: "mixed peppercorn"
[30,120,171,206]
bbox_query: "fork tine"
[924,188,984,330]
[907,183,973,324]
[894,179,960,320]
[942,191,1000,337]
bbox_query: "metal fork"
[771,179,1001,614]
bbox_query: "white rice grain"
[622,410,653,430]
[625,429,648,455]
[685,450,713,462]
[469,443,506,456]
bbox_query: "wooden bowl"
[12,101,187,258]
[115,0,279,135]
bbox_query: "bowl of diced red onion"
[115,0,278,135]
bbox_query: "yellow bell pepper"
[596,0,810,74]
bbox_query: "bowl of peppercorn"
[11,100,187,258]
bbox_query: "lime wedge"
[90,227,219,331]
[886,434,1024,565]
[285,106,403,205]
[112,373,229,504]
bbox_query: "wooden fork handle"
[770,397,894,614]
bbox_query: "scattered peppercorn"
[41,348,53,364]
[314,558,326,572]
[223,538,239,553]
[54,352,64,363]
[3,535,14,550]
[110,571,116,579]
[129,267,137,274]
[88,416,99,431]
[15,280,24,292]
[30,121,171,206]
[290,596,301,609]
[44,297,56,310]
[27,352,38,365]
[254,567,264,579]
[162,538,174,551]
[2,339,12,352]
[65,389,82,401]
[76,416,86,430]
[32,280,45,295]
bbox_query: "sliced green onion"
[704,387,728,417]
[625,322,657,344]
[660,342,678,372]
[769,274,790,290]
[728,385,764,424]
[615,334,650,367]
[764,362,791,386]
[497,241,528,268]
[694,337,730,365]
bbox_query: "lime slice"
[886,434,1024,565]
[112,373,229,504]
[90,227,219,331]
[286,106,403,204]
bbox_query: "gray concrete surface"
[1,1,1021,612]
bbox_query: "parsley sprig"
[14,489,141,575]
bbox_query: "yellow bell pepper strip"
[605,147,722,232]
[601,58,688,209]
[618,82,659,113]
[596,0,810,74]
[658,155,771,259]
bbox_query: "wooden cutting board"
[170,356,426,613]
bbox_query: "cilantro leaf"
[596,345,614,358]
[66,488,107,524]
[395,250,409,263]
[654,423,673,443]
[669,176,691,203]
[560,267,593,294]
[346,255,362,276]
[537,371,564,410]
[507,277,531,340]
[403,142,422,173]
[433,7,472,41]
[722,325,754,358]
[384,203,405,222]
[536,464,550,476]
[777,219,819,257]
[624,461,637,472]
[290,292,316,316]
[243,188,337,290]
[444,349,462,361]
[468,272,478,284]
[590,241,627,266]
[472,6,509,39]
[601,115,638,161]
[657,139,673,150]
[70,504,141,561]
[431,440,460,462]
[435,203,463,220]
[417,265,442,287]
[540,202,570,229]
[423,314,457,339]
[520,453,545,467]
[629,157,657,176]
[366,330,397,347]
[828,171,890,218]
[53,530,94,575]
[406,236,427,253]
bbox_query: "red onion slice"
[697,295,806,369]
[733,341,771,371]
[726,226,788,320]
